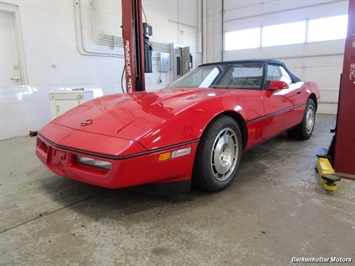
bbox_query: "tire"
[287,98,316,140]
[192,116,242,192]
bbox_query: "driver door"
[261,64,305,139]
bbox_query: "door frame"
[0,2,28,85]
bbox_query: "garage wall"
[0,0,200,139]
[204,0,349,114]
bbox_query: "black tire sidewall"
[193,116,242,191]
[301,99,316,139]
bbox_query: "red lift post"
[121,0,146,92]
[333,0,355,179]
[317,0,354,190]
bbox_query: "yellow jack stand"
[316,157,341,191]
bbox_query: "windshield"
[168,63,264,89]
[168,66,221,88]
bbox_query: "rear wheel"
[192,116,242,192]
[287,98,316,140]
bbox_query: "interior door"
[0,11,22,86]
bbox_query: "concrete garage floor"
[0,114,354,265]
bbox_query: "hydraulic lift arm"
[121,0,151,92]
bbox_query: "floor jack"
[316,155,341,191]
[316,136,341,191]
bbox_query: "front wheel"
[192,116,242,192]
[287,98,316,140]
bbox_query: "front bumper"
[36,133,198,189]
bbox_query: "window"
[216,64,264,89]
[225,28,260,50]
[267,65,292,84]
[262,21,306,47]
[168,63,264,89]
[168,66,220,88]
[224,14,348,51]
[308,15,348,42]
[199,68,221,88]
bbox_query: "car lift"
[316,0,355,191]
[121,0,152,92]
[120,0,191,194]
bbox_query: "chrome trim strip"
[246,102,306,125]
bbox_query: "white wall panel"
[205,0,222,62]
[224,17,261,32]
[307,1,349,19]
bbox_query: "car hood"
[50,88,245,149]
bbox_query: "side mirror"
[268,80,289,91]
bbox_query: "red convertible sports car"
[36,59,320,192]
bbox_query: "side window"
[267,65,281,80]
[216,64,263,89]
[279,67,292,84]
[267,65,292,84]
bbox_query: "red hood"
[49,88,248,150]
[52,88,228,136]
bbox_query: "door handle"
[296,90,301,95]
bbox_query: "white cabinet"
[49,89,101,119]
